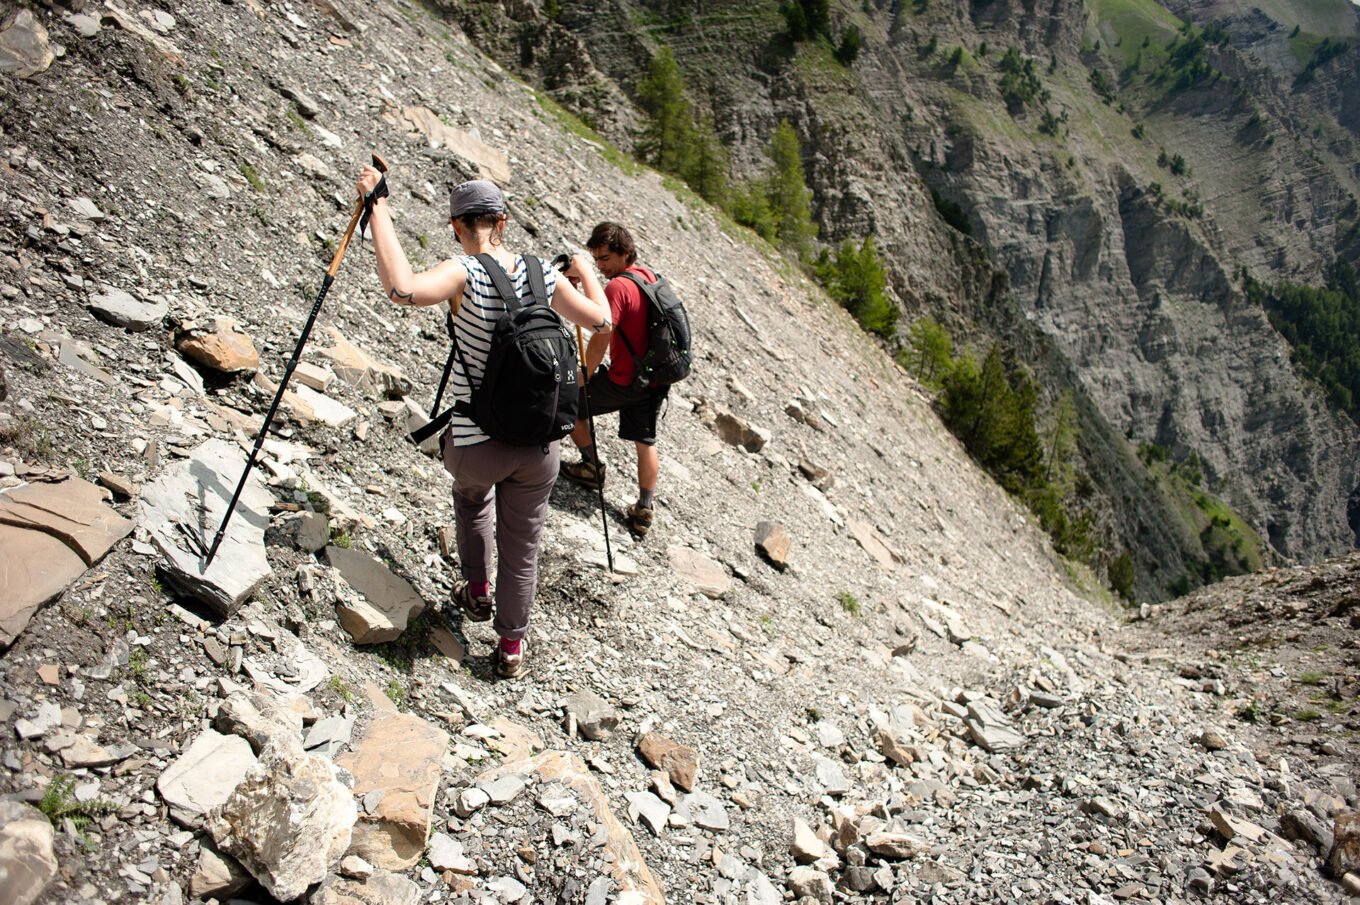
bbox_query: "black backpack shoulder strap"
[613,269,654,368]
[475,253,523,312]
[522,255,548,307]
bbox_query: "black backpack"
[615,270,692,390]
[411,254,579,448]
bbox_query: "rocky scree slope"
[0,2,1358,904]
[443,0,1360,599]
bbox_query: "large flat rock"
[0,525,85,648]
[337,711,448,869]
[140,439,273,618]
[0,477,134,647]
[0,475,134,564]
[157,730,258,827]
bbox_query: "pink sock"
[471,581,490,599]
[498,637,522,655]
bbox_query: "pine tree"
[824,237,895,338]
[637,47,699,178]
[683,113,729,206]
[905,315,953,388]
[765,120,817,257]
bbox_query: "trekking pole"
[575,325,614,573]
[204,153,388,566]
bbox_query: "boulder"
[564,690,620,741]
[205,740,357,902]
[1331,812,1360,878]
[0,800,58,905]
[176,318,260,373]
[711,409,769,452]
[637,732,700,792]
[0,10,53,79]
[754,521,792,570]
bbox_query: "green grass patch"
[1296,670,1326,686]
[1087,0,1183,69]
[1293,707,1322,721]
[532,91,637,175]
[836,591,861,616]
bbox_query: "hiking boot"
[627,503,653,538]
[454,581,492,622]
[495,637,526,679]
[560,458,606,489]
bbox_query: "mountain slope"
[440,0,1360,601]
[0,2,1356,904]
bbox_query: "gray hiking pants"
[442,438,560,642]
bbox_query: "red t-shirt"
[605,264,655,387]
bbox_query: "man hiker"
[560,222,667,538]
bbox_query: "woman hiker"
[355,166,609,678]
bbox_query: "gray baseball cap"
[449,179,505,218]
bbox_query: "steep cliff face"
[432,0,1360,594]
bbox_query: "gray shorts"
[582,367,667,445]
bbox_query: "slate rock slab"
[88,286,168,331]
[140,439,273,618]
[326,545,425,645]
[157,730,258,827]
[0,476,134,647]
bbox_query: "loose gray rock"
[88,286,168,332]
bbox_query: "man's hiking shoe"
[560,459,606,489]
[627,503,653,538]
[496,637,525,678]
[454,582,492,622]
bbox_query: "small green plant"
[384,679,406,708]
[1297,671,1326,686]
[131,690,151,709]
[1236,699,1263,723]
[306,490,331,514]
[330,529,352,549]
[127,649,150,683]
[329,674,355,704]
[239,163,265,192]
[38,775,117,834]
[837,591,861,616]
[417,234,430,250]
[1294,708,1322,722]
[759,614,776,637]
